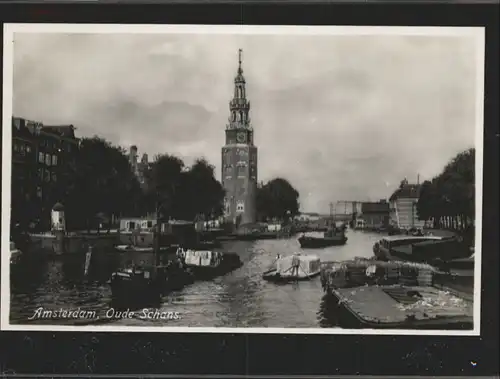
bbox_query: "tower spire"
[227,49,251,130]
[238,48,243,74]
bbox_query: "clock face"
[236,132,246,143]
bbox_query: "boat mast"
[154,191,161,270]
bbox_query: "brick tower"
[221,49,258,227]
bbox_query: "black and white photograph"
[2,24,484,334]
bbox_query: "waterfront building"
[360,200,390,229]
[221,49,258,226]
[389,178,424,229]
[11,117,79,231]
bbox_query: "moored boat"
[372,235,444,261]
[320,258,473,330]
[109,260,194,307]
[114,244,171,253]
[389,237,470,265]
[263,254,321,283]
[298,228,347,248]
[177,247,242,279]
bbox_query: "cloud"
[11,30,480,212]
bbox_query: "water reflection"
[10,229,380,327]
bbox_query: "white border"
[1,23,485,335]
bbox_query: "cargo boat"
[298,229,347,248]
[389,237,470,265]
[115,245,171,253]
[109,261,194,307]
[263,254,321,283]
[177,248,242,279]
[373,235,444,261]
[320,258,473,330]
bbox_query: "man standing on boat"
[291,253,300,277]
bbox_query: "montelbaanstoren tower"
[221,49,257,226]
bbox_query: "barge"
[320,258,473,330]
[372,235,444,261]
[109,260,194,308]
[263,254,321,283]
[177,248,242,279]
[298,228,347,248]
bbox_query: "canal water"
[9,229,382,328]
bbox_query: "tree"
[145,155,225,221]
[145,154,185,220]
[256,178,300,222]
[416,180,436,222]
[181,158,225,220]
[66,136,142,231]
[416,148,474,230]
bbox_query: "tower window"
[237,162,246,177]
[236,201,244,213]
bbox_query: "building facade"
[360,200,390,229]
[11,117,79,231]
[221,49,258,226]
[389,179,424,229]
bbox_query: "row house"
[11,117,79,231]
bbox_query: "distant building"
[389,178,424,229]
[360,200,390,229]
[128,145,138,176]
[294,213,321,222]
[11,117,79,231]
[221,49,258,226]
[128,146,150,188]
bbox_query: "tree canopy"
[145,155,225,221]
[66,136,143,230]
[416,148,475,229]
[256,177,300,221]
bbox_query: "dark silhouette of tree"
[66,136,142,231]
[416,148,474,231]
[145,154,185,220]
[145,155,225,221]
[256,177,300,222]
[181,158,225,221]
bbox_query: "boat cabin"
[182,249,223,268]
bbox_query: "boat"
[389,237,470,265]
[372,235,444,261]
[177,247,242,279]
[262,254,321,283]
[298,228,347,248]
[114,244,171,253]
[320,258,473,330]
[109,260,194,307]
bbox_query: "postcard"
[2,24,484,335]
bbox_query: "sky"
[10,28,481,213]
